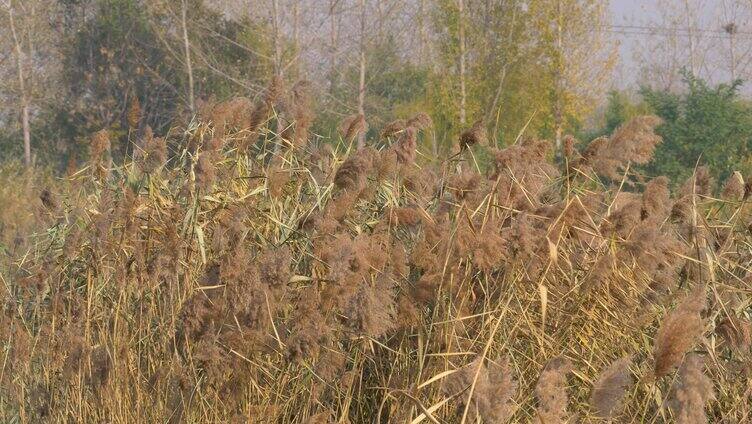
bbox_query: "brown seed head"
[654,287,706,378]
[590,356,633,419]
[380,119,406,138]
[721,171,745,201]
[535,356,573,424]
[339,113,368,142]
[459,119,487,150]
[407,112,433,131]
[668,354,715,424]
[127,96,141,129]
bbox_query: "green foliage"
[428,0,613,149]
[190,14,275,98]
[430,0,538,147]
[63,0,167,143]
[580,90,652,141]
[642,74,752,184]
[10,0,275,169]
[367,41,428,110]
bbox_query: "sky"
[608,0,742,91]
[611,0,657,20]
[610,0,655,87]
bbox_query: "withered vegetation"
[1,83,751,423]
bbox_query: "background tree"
[530,0,617,155]
[643,73,752,183]
[0,0,61,166]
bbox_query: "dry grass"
[1,91,751,423]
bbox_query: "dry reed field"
[1,78,752,423]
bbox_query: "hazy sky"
[608,0,743,90]
[611,0,654,20]
[610,0,654,87]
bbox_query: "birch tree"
[532,0,617,154]
[0,0,61,166]
[181,0,195,113]
[4,0,32,166]
[457,0,467,125]
[357,0,367,148]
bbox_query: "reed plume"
[654,287,706,378]
[339,113,368,143]
[668,354,715,424]
[535,356,573,424]
[459,119,487,150]
[590,356,633,419]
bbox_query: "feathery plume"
[407,112,433,131]
[716,315,752,352]
[668,354,715,424]
[333,147,376,192]
[443,356,517,422]
[721,171,745,201]
[40,189,59,212]
[210,97,253,136]
[195,153,216,191]
[563,135,579,159]
[590,356,633,419]
[279,80,314,147]
[579,116,662,179]
[535,356,572,424]
[339,114,368,143]
[140,130,167,173]
[654,287,706,378]
[393,126,418,164]
[127,95,141,129]
[609,115,663,164]
[91,129,111,162]
[641,176,672,223]
[459,119,487,150]
[380,119,406,138]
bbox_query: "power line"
[604,24,752,36]
[593,24,752,41]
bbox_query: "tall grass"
[1,80,751,423]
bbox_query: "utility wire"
[593,24,752,41]
[603,24,752,36]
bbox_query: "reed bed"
[1,80,751,423]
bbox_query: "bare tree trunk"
[488,66,508,136]
[418,0,428,65]
[418,0,435,156]
[458,0,467,125]
[730,31,736,80]
[554,0,564,157]
[271,0,283,78]
[8,1,31,167]
[487,6,518,141]
[181,0,195,113]
[683,0,697,76]
[328,0,339,95]
[357,0,367,149]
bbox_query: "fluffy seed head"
[535,356,573,424]
[668,354,715,424]
[654,287,706,378]
[407,112,433,131]
[380,119,406,138]
[339,114,368,143]
[459,119,487,150]
[590,356,633,419]
[721,171,745,201]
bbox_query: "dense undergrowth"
[1,79,751,423]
